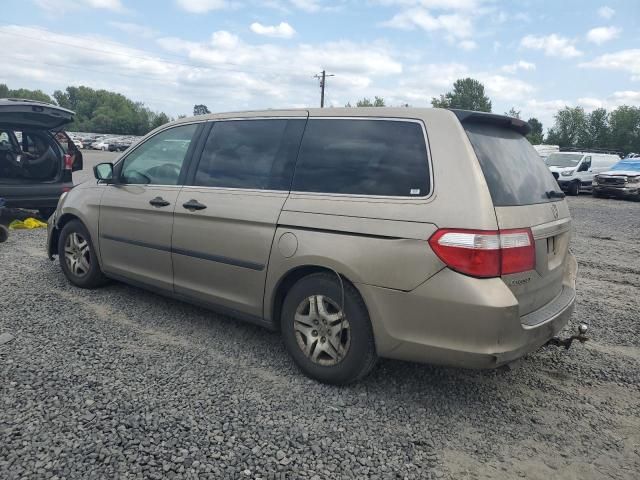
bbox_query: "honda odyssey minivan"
[47,108,577,384]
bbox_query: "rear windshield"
[464,123,561,206]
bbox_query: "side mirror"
[94,162,114,183]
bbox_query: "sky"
[1,0,639,129]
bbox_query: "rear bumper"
[358,253,578,369]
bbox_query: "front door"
[98,123,201,290]
[172,115,307,317]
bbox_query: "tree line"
[3,80,638,154]
[0,84,211,135]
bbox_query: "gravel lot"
[1,189,639,479]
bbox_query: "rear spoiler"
[451,109,531,136]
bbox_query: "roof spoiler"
[451,109,531,136]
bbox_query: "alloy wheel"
[293,294,350,366]
[64,232,91,278]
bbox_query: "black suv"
[0,99,83,218]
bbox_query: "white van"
[545,152,621,195]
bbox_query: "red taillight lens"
[428,228,535,278]
[63,154,73,170]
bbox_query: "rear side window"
[292,119,430,197]
[464,123,561,206]
[194,119,305,190]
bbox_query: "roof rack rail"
[558,146,623,155]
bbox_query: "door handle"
[182,199,207,211]
[149,196,170,207]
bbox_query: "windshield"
[545,153,583,167]
[610,160,640,172]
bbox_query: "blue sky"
[1,0,639,129]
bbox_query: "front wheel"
[280,273,377,384]
[58,220,108,289]
[567,181,580,196]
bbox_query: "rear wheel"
[280,273,377,384]
[58,220,108,289]
[567,181,580,196]
[0,224,8,243]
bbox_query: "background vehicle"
[91,139,109,151]
[0,99,83,218]
[592,158,640,200]
[48,108,576,384]
[546,151,620,195]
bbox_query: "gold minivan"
[47,108,577,384]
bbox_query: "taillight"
[63,154,73,170]
[428,228,535,278]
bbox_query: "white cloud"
[586,26,621,45]
[580,49,640,80]
[598,6,615,19]
[376,0,481,9]
[521,34,582,58]
[289,0,321,11]
[383,8,473,39]
[501,60,536,74]
[250,22,296,39]
[109,22,157,38]
[578,91,640,111]
[458,40,477,51]
[35,0,125,12]
[175,0,227,13]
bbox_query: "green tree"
[545,106,587,148]
[505,107,521,119]
[356,96,386,107]
[526,117,544,144]
[579,108,609,149]
[0,84,53,103]
[53,85,167,135]
[608,106,640,155]
[431,78,492,112]
[150,112,171,130]
[193,104,211,116]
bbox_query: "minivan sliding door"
[172,115,307,318]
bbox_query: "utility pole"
[314,70,335,108]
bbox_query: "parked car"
[0,99,83,218]
[91,140,109,151]
[47,108,576,384]
[73,139,83,149]
[592,158,640,200]
[108,141,129,152]
[546,152,620,195]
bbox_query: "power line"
[314,70,334,108]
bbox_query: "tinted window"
[194,119,305,190]
[121,124,198,185]
[464,123,561,206]
[292,119,429,196]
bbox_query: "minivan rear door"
[461,115,572,317]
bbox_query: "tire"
[0,224,8,243]
[567,181,580,196]
[280,273,377,384]
[58,220,108,289]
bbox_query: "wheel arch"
[268,264,367,331]
[48,212,81,258]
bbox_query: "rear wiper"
[546,190,566,199]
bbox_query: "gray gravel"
[1,195,639,479]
